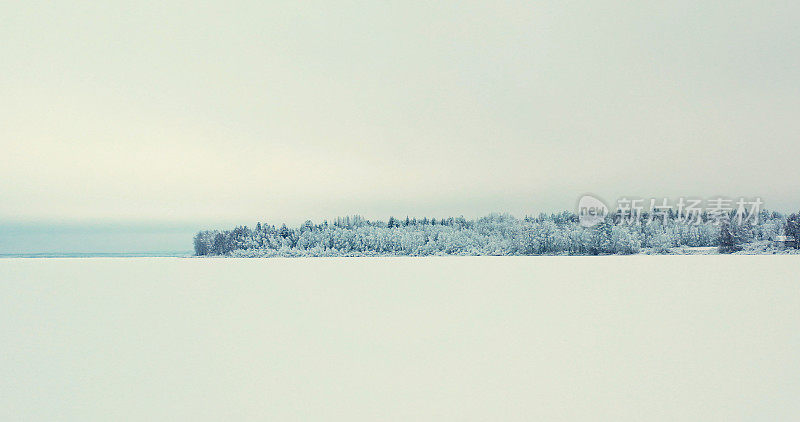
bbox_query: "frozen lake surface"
[2,256,799,420]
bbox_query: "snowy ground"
[2,256,799,421]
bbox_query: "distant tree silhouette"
[786,213,800,248]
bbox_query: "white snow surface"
[2,256,799,421]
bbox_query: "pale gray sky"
[2,1,799,227]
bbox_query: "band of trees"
[194,211,800,257]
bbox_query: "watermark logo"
[577,195,609,227]
[576,195,763,226]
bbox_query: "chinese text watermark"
[577,195,763,228]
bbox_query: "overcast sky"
[2,1,799,229]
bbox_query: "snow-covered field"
[2,256,799,421]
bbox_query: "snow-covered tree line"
[194,210,789,257]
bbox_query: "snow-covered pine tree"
[786,213,800,248]
[718,219,742,253]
